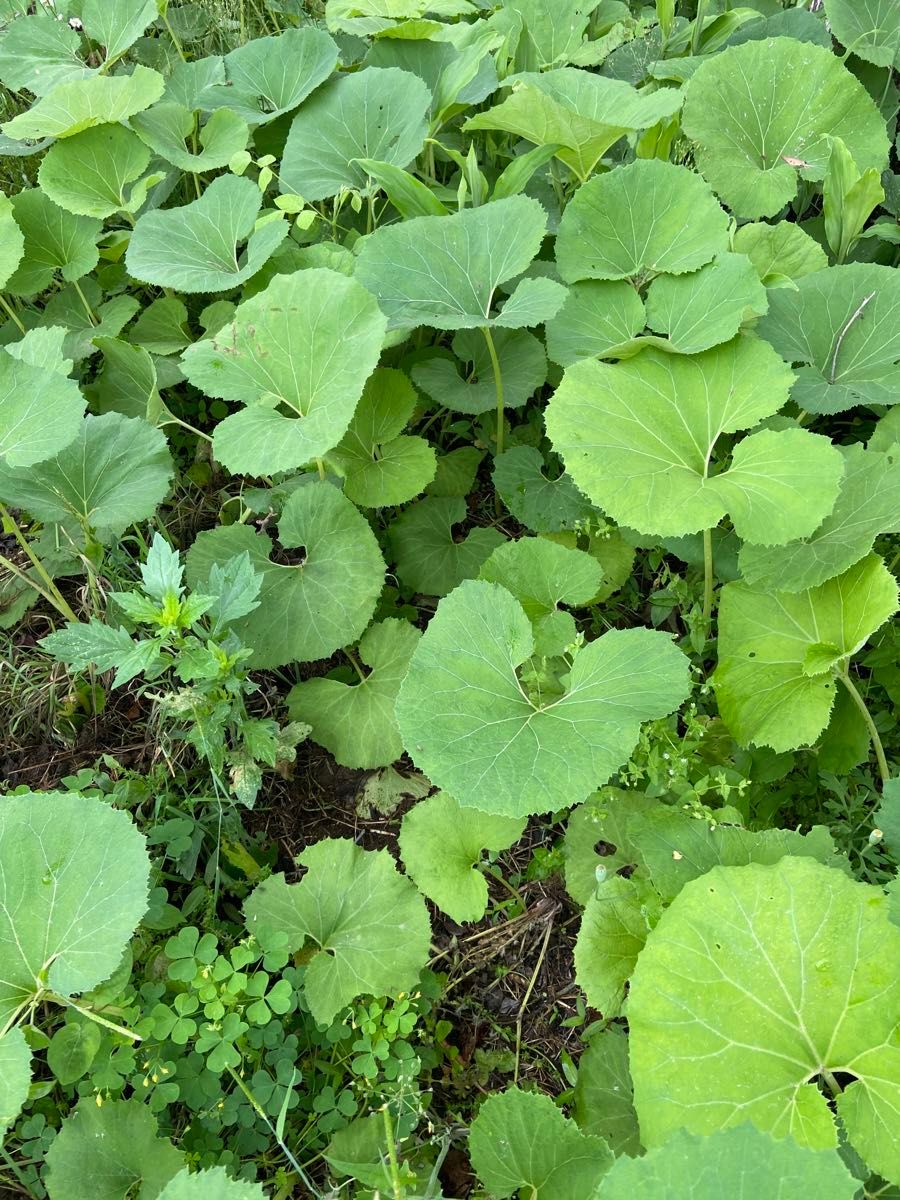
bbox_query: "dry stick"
[829,291,876,384]
[513,914,555,1085]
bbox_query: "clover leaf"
[600,1127,859,1199]
[547,337,843,543]
[399,793,525,923]
[186,482,385,667]
[714,554,898,752]
[182,269,386,474]
[0,792,150,1029]
[682,38,889,218]
[126,175,288,294]
[628,857,900,1184]
[756,263,900,413]
[280,65,430,201]
[244,838,430,1026]
[287,618,421,769]
[469,1087,612,1200]
[355,195,566,330]
[555,160,729,284]
[396,579,690,817]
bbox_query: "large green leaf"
[574,1028,641,1158]
[556,160,728,285]
[0,412,173,538]
[599,1126,859,1198]
[575,875,661,1018]
[563,788,653,907]
[388,496,505,596]
[825,0,900,69]
[0,193,24,290]
[0,792,150,1028]
[395,579,690,817]
[739,443,900,592]
[546,280,646,367]
[0,1028,31,1136]
[399,793,525,923]
[182,268,386,473]
[355,195,566,330]
[733,220,828,286]
[280,66,430,201]
[643,253,769,355]
[287,618,420,768]
[756,263,900,413]
[464,68,683,180]
[714,555,898,751]
[129,103,249,173]
[546,338,842,543]
[202,26,338,125]
[469,1088,612,1200]
[82,0,156,61]
[492,445,596,532]
[5,189,101,296]
[45,1099,183,1200]
[479,536,603,657]
[1,65,164,140]
[159,1168,267,1199]
[126,175,288,294]
[0,327,85,468]
[37,125,151,218]
[0,14,90,96]
[682,38,890,218]
[502,0,601,71]
[628,857,900,1184]
[326,367,435,506]
[244,838,430,1025]
[412,327,547,414]
[185,483,385,667]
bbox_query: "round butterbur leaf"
[643,253,769,354]
[244,838,431,1026]
[158,1167,268,1199]
[546,280,646,367]
[628,857,900,1185]
[126,175,288,293]
[600,1126,859,1198]
[399,793,525,923]
[38,125,151,218]
[1,65,165,141]
[0,326,85,468]
[280,65,430,201]
[5,189,101,296]
[185,482,385,667]
[395,579,690,817]
[555,160,730,284]
[183,269,387,475]
[682,38,890,218]
[412,328,547,414]
[0,792,151,1029]
[824,0,900,69]
[0,1029,31,1137]
[388,496,505,596]
[492,445,596,533]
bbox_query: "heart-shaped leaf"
[244,838,430,1025]
[126,175,288,293]
[37,125,151,218]
[0,14,90,96]
[5,189,101,296]
[714,554,898,751]
[492,445,596,532]
[574,1028,641,1158]
[182,268,386,473]
[388,496,505,596]
[682,38,889,218]
[396,579,690,817]
[628,856,900,1184]
[185,482,385,667]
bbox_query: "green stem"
[382,1105,404,1200]
[72,279,97,326]
[166,413,213,444]
[0,294,26,335]
[692,0,709,54]
[344,647,367,684]
[0,506,79,623]
[481,326,505,459]
[702,527,714,630]
[839,670,890,785]
[52,996,141,1042]
[161,8,187,62]
[226,1067,318,1193]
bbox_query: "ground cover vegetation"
[0,0,899,1195]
